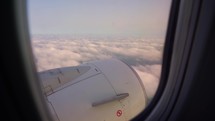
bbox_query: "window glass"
[28,0,172,120]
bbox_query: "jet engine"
[39,59,148,121]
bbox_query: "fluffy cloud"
[31,35,164,100]
[133,65,161,100]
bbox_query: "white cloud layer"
[31,35,164,100]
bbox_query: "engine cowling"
[39,59,148,121]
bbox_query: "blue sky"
[28,0,171,38]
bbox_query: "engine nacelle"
[39,59,147,121]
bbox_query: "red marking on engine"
[116,110,122,117]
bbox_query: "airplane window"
[27,0,172,121]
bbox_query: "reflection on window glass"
[28,0,171,121]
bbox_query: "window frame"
[6,0,206,121]
[134,0,204,120]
